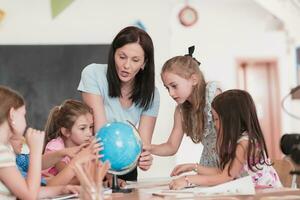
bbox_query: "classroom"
[0,0,300,199]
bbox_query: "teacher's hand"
[138,146,153,171]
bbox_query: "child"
[147,46,220,168]
[42,99,102,186]
[169,89,282,189]
[0,85,80,199]
[10,135,47,186]
[9,134,84,198]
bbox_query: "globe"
[95,121,142,175]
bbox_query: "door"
[237,59,282,159]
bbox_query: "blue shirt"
[78,63,160,129]
[16,154,47,186]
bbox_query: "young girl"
[169,89,282,189]
[9,134,84,198]
[0,85,79,199]
[42,99,102,186]
[147,46,220,169]
[10,135,47,186]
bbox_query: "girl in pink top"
[42,99,102,185]
[169,89,282,189]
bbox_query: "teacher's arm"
[81,92,107,133]
[138,115,157,144]
[137,115,157,171]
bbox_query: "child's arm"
[0,128,44,199]
[0,166,41,199]
[38,185,80,199]
[136,115,157,171]
[42,143,88,170]
[169,140,248,189]
[170,163,220,176]
[47,140,102,186]
[147,107,184,156]
[46,161,78,186]
[42,151,66,170]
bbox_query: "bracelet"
[192,163,198,173]
[184,176,193,187]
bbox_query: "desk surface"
[109,188,300,200]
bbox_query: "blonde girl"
[0,86,79,199]
[148,46,220,170]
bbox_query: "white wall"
[169,0,299,165]
[0,0,299,179]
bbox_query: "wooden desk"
[108,187,300,200]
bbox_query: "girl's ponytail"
[44,106,60,149]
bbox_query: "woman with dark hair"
[78,26,160,181]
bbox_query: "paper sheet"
[125,177,174,189]
[142,176,255,197]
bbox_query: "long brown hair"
[161,56,206,143]
[212,89,270,175]
[0,86,25,125]
[44,99,93,148]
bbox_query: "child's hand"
[61,185,81,195]
[169,176,187,190]
[170,164,194,176]
[62,143,89,158]
[97,161,110,181]
[138,145,153,171]
[88,138,103,155]
[71,139,103,165]
[25,127,45,153]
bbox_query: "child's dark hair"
[211,89,270,175]
[44,99,93,148]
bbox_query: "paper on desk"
[145,176,255,197]
[186,175,255,195]
[125,177,174,189]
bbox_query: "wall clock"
[178,5,198,27]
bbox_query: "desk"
[108,187,300,200]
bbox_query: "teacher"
[78,26,160,181]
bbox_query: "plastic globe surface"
[96,122,142,175]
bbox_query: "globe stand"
[112,174,132,193]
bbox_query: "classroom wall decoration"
[178,4,198,27]
[0,45,110,129]
[0,9,5,22]
[133,20,146,31]
[51,0,75,18]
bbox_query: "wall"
[0,0,175,178]
[170,0,298,165]
[0,0,299,179]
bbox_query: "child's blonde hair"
[161,56,206,143]
[44,99,93,147]
[0,86,25,125]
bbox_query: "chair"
[273,157,297,188]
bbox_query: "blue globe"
[96,122,142,175]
